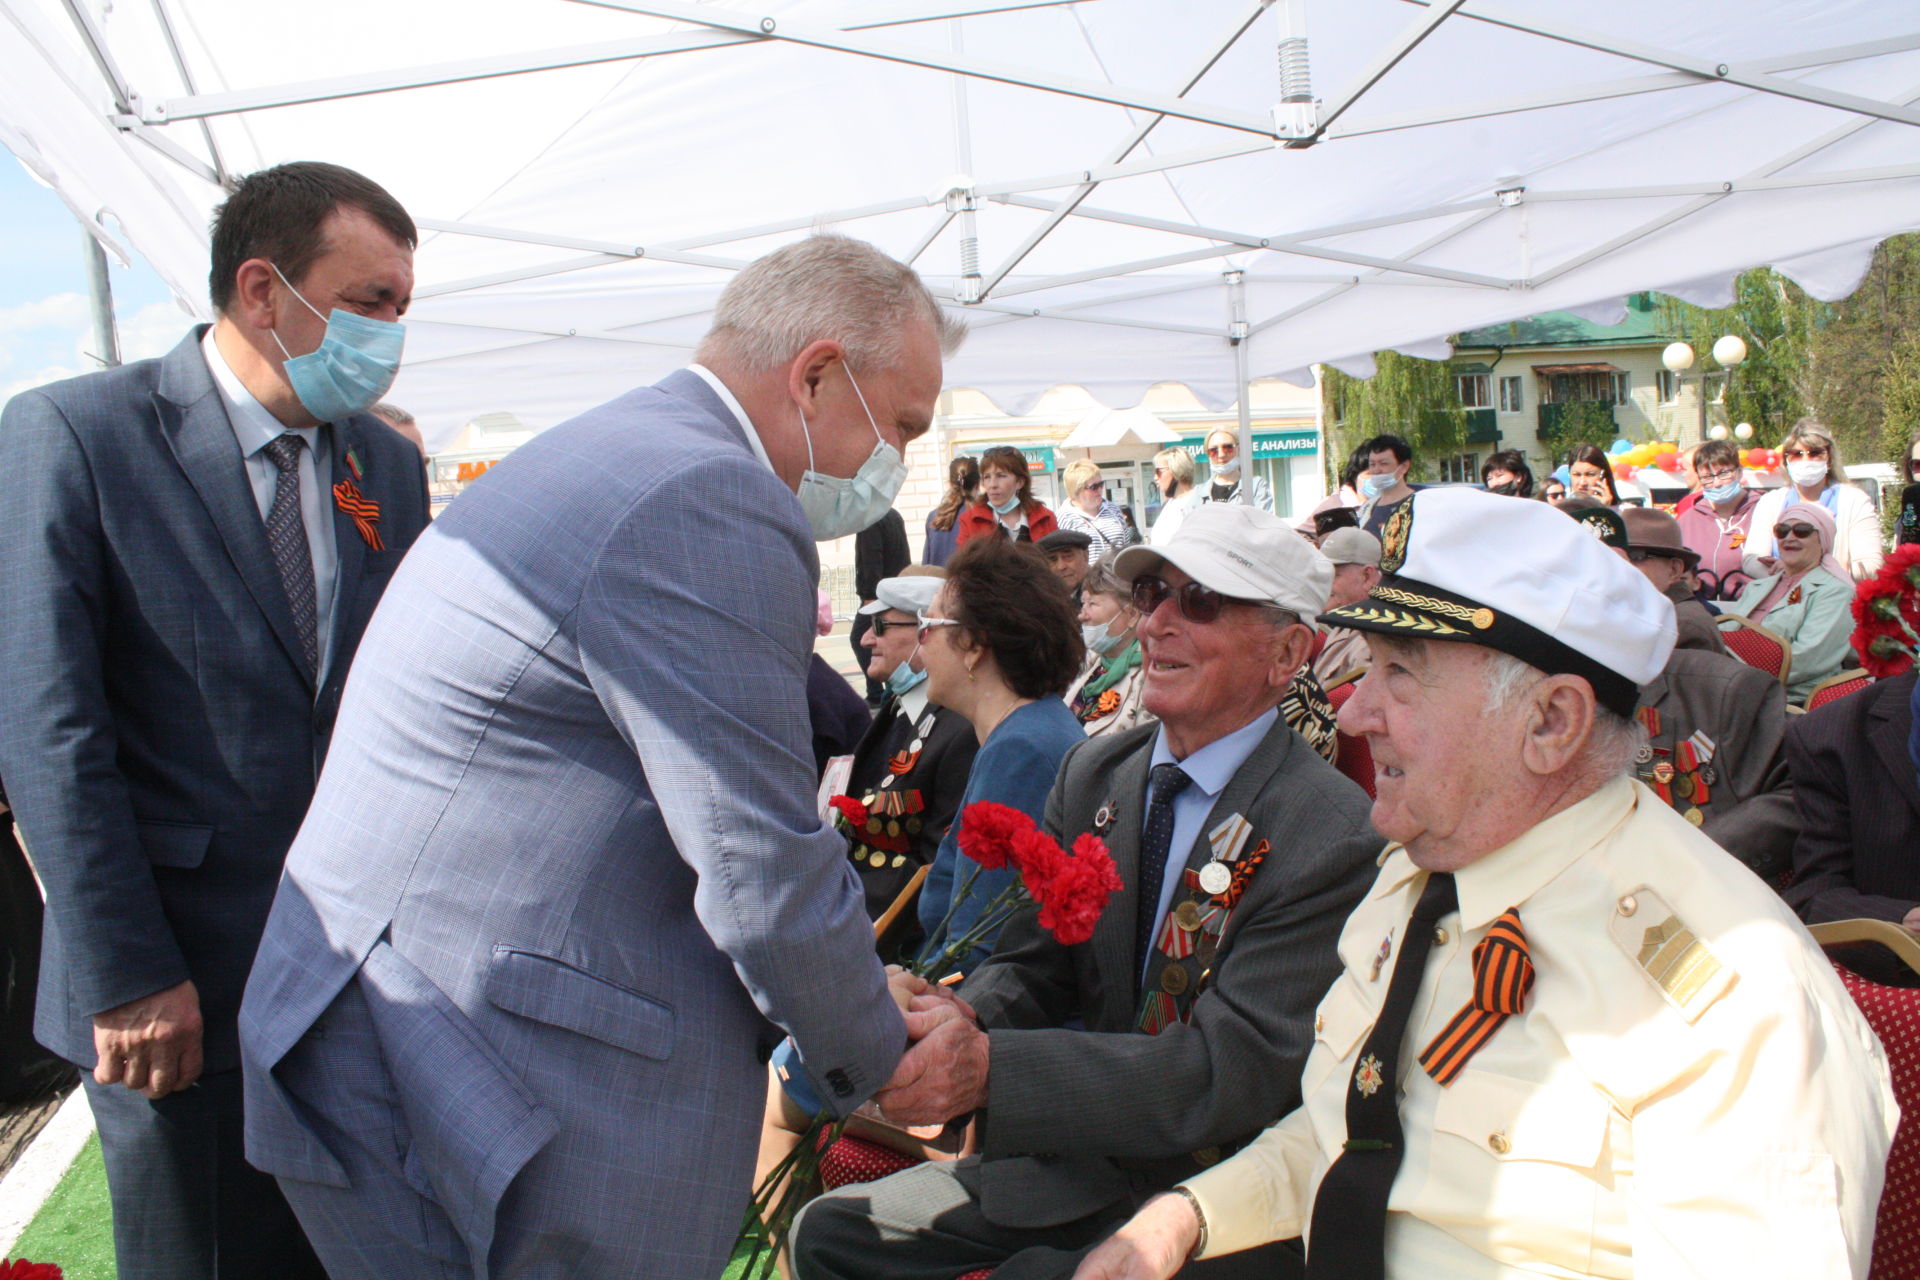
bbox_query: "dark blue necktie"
[262,433,318,672]
[1135,763,1192,979]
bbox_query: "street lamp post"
[1661,336,1748,448]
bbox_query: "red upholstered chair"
[815,1127,921,1191]
[1325,678,1376,799]
[1804,668,1874,713]
[1811,919,1920,1279]
[1716,614,1792,687]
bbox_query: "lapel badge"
[345,445,366,482]
[1093,799,1116,835]
[1208,812,1254,863]
[1370,933,1392,982]
[1355,1054,1385,1097]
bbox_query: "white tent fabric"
[1060,404,1180,449]
[5,0,1920,450]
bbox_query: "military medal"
[1684,807,1704,826]
[1174,901,1204,932]
[1370,934,1392,981]
[1355,1054,1385,1097]
[1207,813,1254,864]
[1161,965,1190,996]
[1198,861,1232,895]
[1093,800,1117,835]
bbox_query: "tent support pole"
[83,225,121,370]
[1226,269,1253,506]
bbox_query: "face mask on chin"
[1210,455,1241,478]
[886,646,928,695]
[988,492,1022,515]
[268,263,405,423]
[793,368,908,541]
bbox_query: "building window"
[1498,376,1523,413]
[1455,373,1491,408]
[1610,371,1630,403]
[1437,453,1479,484]
[1657,369,1680,403]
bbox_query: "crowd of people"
[2,157,1919,1280]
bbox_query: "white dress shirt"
[201,329,338,675]
[687,363,777,475]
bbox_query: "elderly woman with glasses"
[1200,428,1274,511]
[914,538,1086,972]
[1065,564,1152,738]
[1746,421,1884,580]
[1056,460,1140,567]
[1723,502,1858,703]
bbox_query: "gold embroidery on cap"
[1368,586,1496,632]
[1336,606,1465,637]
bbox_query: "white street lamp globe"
[1662,341,1696,373]
[1712,334,1748,367]
[1734,422,1754,440]
[1708,423,1729,440]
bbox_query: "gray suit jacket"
[0,329,428,1070]
[239,370,905,1271]
[957,716,1379,1228]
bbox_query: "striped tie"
[1418,907,1534,1086]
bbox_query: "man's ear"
[229,258,281,332]
[1268,622,1315,692]
[1518,675,1596,777]
[785,339,846,416]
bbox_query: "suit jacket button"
[826,1068,853,1097]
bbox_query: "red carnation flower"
[1883,543,1920,592]
[0,1261,65,1280]
[1861,631,1916,680]
[1008,826,1066,883]
[957,801,1034,871]
[828,795,869,829]
[1029,833,1124,947]
[1854,577,1908,627]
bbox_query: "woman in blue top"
[915,537,1087,974]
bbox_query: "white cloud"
[0,292,87,335]
[119,300,193,361]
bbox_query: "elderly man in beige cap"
[1310,527,1381,686]
[1074,487,1894,1280]
[793,502,1380,1280]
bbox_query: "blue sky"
[1,155,187,409]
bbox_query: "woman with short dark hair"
[1676,437,1762,600]
[1481,450,1534,498]
[914,538,1085,969]
[956,445,1059,546]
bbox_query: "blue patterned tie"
[1135,763,1192,979]
[262,433,318,672]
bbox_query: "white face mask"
[794,369,907,541]
[1786,458,1830,490]
[1210,453,1241,478]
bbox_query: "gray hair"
[1481,650,1643,777]
[369,401,414,427]
[696,233,965,375]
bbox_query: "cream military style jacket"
[1183,776,1897,1278]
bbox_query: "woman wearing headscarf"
[1746,420,1884,579]
[955,445,1059,546]
[1055,460,1139,567]
[1064,564,1151,737]
[1724,501,1858,703]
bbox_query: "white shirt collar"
[201,327,315,455]
[686,363,775,475]
[898,681,932,723]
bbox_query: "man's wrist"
[1172,1185,1207,1258]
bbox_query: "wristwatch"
[1172,1185,1208,1258]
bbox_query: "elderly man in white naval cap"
[1074,487,1897,1280]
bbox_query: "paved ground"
[0,1076,74,1183]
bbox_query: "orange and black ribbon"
[1417,906,1533,1086]
[332,478,385,551]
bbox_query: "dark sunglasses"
[1627,548,1683,564]
[1783,447,1828,460]
[1772,523,1817,540]
[1130,574,1257,624]
[869,616,917,636]
[1082,480,1105,491]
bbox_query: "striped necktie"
[262,433,319,672]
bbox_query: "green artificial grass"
[10,1133,115,1279]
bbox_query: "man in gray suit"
[792,503,1381,1280]
[240,234,966,1279]
[0,161,430,1278]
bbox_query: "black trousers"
[84,1067,327,1280]
[0,811,71,1105]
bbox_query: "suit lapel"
[1867,689,1920,826]
[325,419,371,681]
[1093,739,1154,991]
[153,334,314,688]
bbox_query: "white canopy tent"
[1060,404,1181,449]
[5,0,1920,450]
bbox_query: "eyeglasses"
[1695,469,1740,486]
[1627,548,1683,564]
[869,616,917,636]
[1783,447,1828,461]
[1205,444,1236,457]
[1772,523,1817,540]
[1129,574,1259,624]
[1082,480,1105,492]
[917,615,961,642]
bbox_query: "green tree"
[1655,268,1820,441]
[1538,400,1619,455]
[1800,234,1920,469]
[1322,351,1466,484]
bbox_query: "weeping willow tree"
[1656,268,1821,443]
[1320,351,1467,486]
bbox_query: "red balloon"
[1655,454,1682,472]
[1614,463,1635,480]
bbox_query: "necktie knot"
[1148,763,1192,807]
[264,432,307,474]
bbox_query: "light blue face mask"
[988,492,1022,515]
[269,264,405,423]
[886,647,928,695]
[794,368,908,542]
[1361,471,1396,498]
[1082,621,1129,657]
[1703,480,1744,505]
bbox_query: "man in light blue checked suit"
[240,234,967,1278]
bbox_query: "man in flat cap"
[1310,527,1381,687]
[792,503,1381,1280]
[1075,487,1895,1280]
[1039,527,1096,602]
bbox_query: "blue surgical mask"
[1082,621,1129,657]
[1210,455,1241,478]
[1704,479,1744,505]
[886,648,928,695]
[269,263,405,423]
[988,492,1022,515]
[794,369,908,541]
[1361,472,1394,498]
